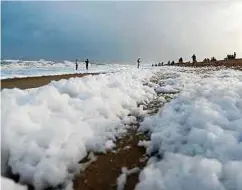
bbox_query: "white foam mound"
[136,153,242,190]
[137,68,242,190]
[1,176,27,190]
[1,69,157,189]
[155,85,180,94]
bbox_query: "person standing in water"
[137,58,141,69]
[85,59,89,70]
[75,59,78,70]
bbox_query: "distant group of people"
[163,51,237,66]
[152,62,164,67]
[202,52,236,63]
[75,58,141,71]
[75,59,89,71]
[225,52,236,60]
[152,54,194,67]
[141,51,237,68]
[203,57,217,62]
[167,61,176,65]
[74,52,237,71]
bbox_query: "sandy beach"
[2,2,242,190]
[2,62,242,190]
[1,72,103,90]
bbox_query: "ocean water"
[0,59,144,79]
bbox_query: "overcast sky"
[2,1,242,62]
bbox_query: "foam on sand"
[117,167,140,190]
[1,68,157,189]
[136,68,242,190]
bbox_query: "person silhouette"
[137,58,141,69]
[191,54,197,63]
[75,59,78,70]
[85,59,89,70]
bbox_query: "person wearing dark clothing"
[179,57,183,64]
[162,62,164,66]
[211,57,217,62]
[85,59,89,70]
[75,59,78,70]
[192,54,197,63]
[137,58,141,69]
[226,52,236,60]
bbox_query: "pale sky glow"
[2,1,242,62]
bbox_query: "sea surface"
[1,59,147,79]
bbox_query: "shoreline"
[1,72,104,90]
[1,59,241,90]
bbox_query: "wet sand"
[1,73,103,90]
[73,129,148,190]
